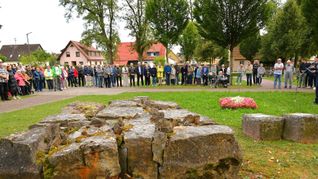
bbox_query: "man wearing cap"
[0,60,9,101]
[310,57,318,104]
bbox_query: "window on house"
[66,52,70,57]
[76,52,80,57]
[79,61,84,65]
[147,52,160,57]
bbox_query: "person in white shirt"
[273,58,284,89]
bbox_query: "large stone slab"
[160,109,200,125]
[283,113,318,143]
[145,100,180,110]
[109,100,140,107]
[48,135,120,178]
[97,107,145,120]
[243,114,284,140]
[40,114,89,128]
[160,125,242,179]
[0,124,59,179]
[62,102,105,118]
[123,117,158,178]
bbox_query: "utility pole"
[26,32,32,54]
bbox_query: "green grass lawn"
[0,91,317,178]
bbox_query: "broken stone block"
[133,96,150,104]
[109,100,140,107]
[283,113,318,143]
[198,116,217,126]
[0,124,60,179]
[243,114,284,140]
[160,109,201,126]
[160,125,242,179]
[40,114,89,128]
[62,102,105,118]
[48,135,121,179]
[152,131,167,165]
[123,117,158,178]
[145,100,180,110]
[96,107,145,120]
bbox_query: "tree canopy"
[19,50,56,66]
[240,32,261,61]
[179,21,201,62]
[124,0,153,62]
[59,0,120,64]
[146,0,189,62]
[302,0,318,47]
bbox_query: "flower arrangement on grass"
[219,96,258,109]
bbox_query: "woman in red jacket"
[73,66,78,87]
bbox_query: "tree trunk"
[138,53,143,63]
[165,44,169,64]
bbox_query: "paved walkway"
[0,79,314,113]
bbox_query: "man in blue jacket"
[202,63,209,86]
[164,63,172,86]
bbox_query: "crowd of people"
[0,57,317,102]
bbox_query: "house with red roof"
[58,41,105,66]
[114,42,167,65]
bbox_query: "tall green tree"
[19,50,56,66]
[194,0,267,83]
[261,0,309,65]
[194,40,228,65]
[0,54,7,62]
[179,21,201,62]
[240,32,261,61]
[302,0,318,47]
[124,0,153,62]
[146,0,189,62]
[60,0,120,64]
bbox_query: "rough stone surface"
[145,100,180,110]
[243,114,284,140]
[123,117,158,178]
[0,97,242,179]
[109,100,140,107]
[0,124,59,179]
[62,101,105,118]
[48,135,120,179]
[160,125,242,179]
[96,107,145,120]
[283,113,318,143]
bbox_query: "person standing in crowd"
[0,60,9,101]
[104,64,111,88]
[136,62,144,86]
[170,64,176,85]
[181,63,188,85]
[202,64,209,86]
[164,63,172,85]
[73,66,78,87]
[25,66,33,94]
[7,65,20,99]
[53,64,62,91]
[187,64,194,85]
[77,65,85,87]
[257,63,266,85]
[253,60,260,85]
[129,63,136,87]
[33,67,41,92]
[299,59,308,88]
[175,65,180,85]
[14,70,28,96]
[61,67,69,90]
[68,66,74,87]
[116,65,122,87]
[83,65,89,87]
[226,65,231,84]
[273,58,284,89]
[308,62,316,89]
[144,63,151,86]
[44,66,54,91]
[310,57,318,104]
[157,63,164,86]
[95,65,104,88]
[284,60,294,89]
[122,64,129,87]
[195,64,202,85]
[236,64,245,85]
[150,64,157,86]
[246,61,253,86]
[40,67,46,89]
[92,66,97,87]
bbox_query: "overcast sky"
[0,0,133,53]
